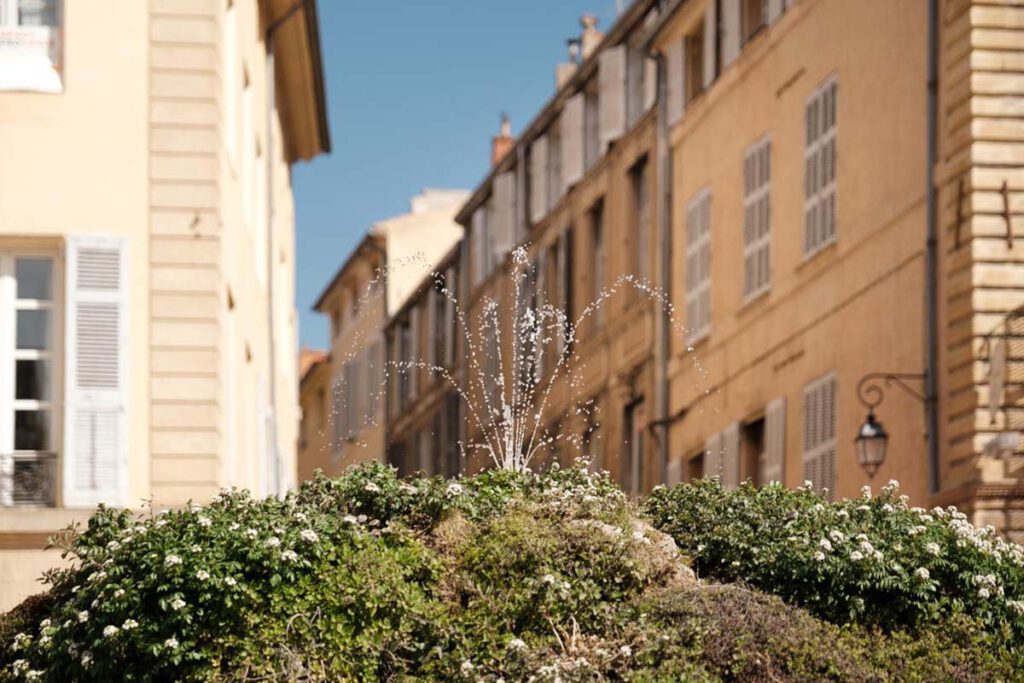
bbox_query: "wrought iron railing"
[0,452,57,507]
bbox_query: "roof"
[299,347,329,384]
[265,0,331,161]
[312,231,386,312]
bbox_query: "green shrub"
[1,463,1021,681]
[644,477,1024,640]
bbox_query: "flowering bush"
[1,463,1021,681]
[645,477,1024,641]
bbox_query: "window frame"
[0,250,60,472]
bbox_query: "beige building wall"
[0,0,328,610]
[301,191,467,480]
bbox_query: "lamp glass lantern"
[855,411,888,478]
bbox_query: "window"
[0,254,57,506]
[685,189,712,342]
[330,377,344,452]
[444,266,458,367]
[742,0,767,44]
[630,157,650,286]
[397,317,412,413]
[330,307,341,340]
[622,399,646,496]
[443,392,460,478]
[685,20,705,103]
[803,373,836,500]
[316,387,325,429]
[741,417,766,486]
[589,199,605,328]
[583,421,601,473]
[743,136,772,299]
[686,449,704,482]
[804,77,838,256]
[0,0,62,93]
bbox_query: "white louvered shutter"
[721,0,741,67]
[493,171,516,263]
[762,397,786,484]
[471,207,487,286]
[767,0,785,24]
[599,44,626,152]
[703,1,718,87]
[529,135,549,224]
[704,432,723,479]
[721,422,741,489]
[63,236,129,508]
[666,38,684,126]
[561,93,585,192]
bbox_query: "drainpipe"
[924,0,940,494]
[264,0,308,495]
[653,51,672,485]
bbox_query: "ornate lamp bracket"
[856,373,927,412]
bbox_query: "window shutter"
[529,135,549,224]
[704,432,723,479]
[599,44,627,152]
[721,0,741,66]
[703,1,718,87]
[721,422,741,489]
[64,236,129,508]
[666,459,682,486]
[493,171,516,262]
[425,287,436,372]
[409,306,420,399]
[643,56,658,112]
[767,0,785,24]
[763,396,786,484]
[666,38,684,126]
[471,207,487,286]
[561,93,585,193]
[802,374,836,499]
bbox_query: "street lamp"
[855,411,888,478]
[855,373,925,479]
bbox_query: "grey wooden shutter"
[763,397,786,484]
[704,432,723,479]
[561,93,585,192]
[471,207,487,287]
[643,56,658,111]
[64,236,129,508]
[666,38,684,126]
[425,287,436,372]
[666,459,682,486]
[721,0,741,67]
[704,1,718,87]
[721,422,741,489]
[409,306,420,399]
[529,135,549,224]
[493,171,516,263]
[599,44,626,151]
[767,0,785,24]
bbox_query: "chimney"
[555,38,581,89]
[580,14,603,60]
[491,113,514,166]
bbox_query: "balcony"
[0,452,57,507]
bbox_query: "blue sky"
[292,0,621,348]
